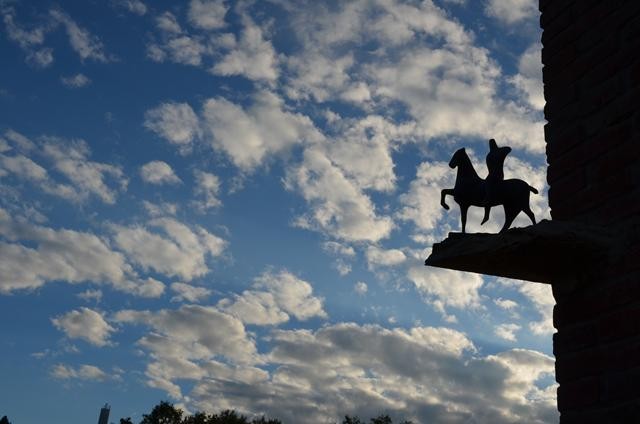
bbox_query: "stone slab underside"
[425,220,613,284]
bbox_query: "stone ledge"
[424,220,614,284]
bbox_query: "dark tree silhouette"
[140,401,183,424]
[370,415,392,424]
[120,418,134,424]
[0,416,11,424]
[250,417,282,424]
[342,416,364,424]
[209,410,250,424]
[181,412,209,424]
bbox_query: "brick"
[584,121,632,159]
[554,323,598,355]
[597,306,640,343]
[557,377,600,411]
[548,169,585,202]
[546,124,585,159]
[554,293,609,329]
[555,348,604,383]
[603,368,640,402]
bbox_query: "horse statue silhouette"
[440,139,538,233]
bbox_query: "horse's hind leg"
[460,204,469,233]
[523,207,536,225]
[500,206,519,233]
[481,206,491,225]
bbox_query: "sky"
[0,0,557,423]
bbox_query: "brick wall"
[541,0,640,422]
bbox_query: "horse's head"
[449,148,466,169]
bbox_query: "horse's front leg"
[440,188,454,210]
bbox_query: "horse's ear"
[489,139,497,151]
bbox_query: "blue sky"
[0,0,556,423]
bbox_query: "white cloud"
[61,73,91,88]
[142,200,179,217]
[1,132,128,204]
[114,0,148,16]
[519,283,554,335]
[285,147,393,242]
[27,48,54,67]
[323,116,405,193]
[407,252,484,313]
[354,281,368,295]
[188,0,228,30]
[322,241,355,257]
[51,307,115,347]
[0,154,48,181]
[219,269,326,325]
[111,217,226,281]
[0,208,164,297]
[182,323,555,423]
[192,170,221,211]
[484,0,538,25]
[41,137,128,204]
[366,246,407,269]
[114,304,260,397]
[211,16,278,82]
[495,323,521,342]
[201,91,322,171]
[509,43,544,110]
[3,129,36,151]
[144,102,201,153]
[398,161,453,235]
[147,12,209,66]
[50,9,110,62]
[1,6,54,67]
[140,160,181,185]
[77,289,103,302]
[494,298,519,311]
[156,11,182,34]
[51,364,110,381]
[170,282,212,303]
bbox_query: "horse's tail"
[529,185,538,194]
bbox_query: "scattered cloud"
[182,323,555,423]
[192,170,221,211]
[365,245,407,269]
[144,102,201,153]
[111,217,226,281]
[322,241,355,257]
[61,73,91,88]
[354,281,368,295]
[114,304,260,397]
[495,323,521,342]
[484,0,538,25]
[285,146,393,242]
[49,9,111,62]
[494,297,519,311]
[113,0,148,16]
[140,160,182,185]
[51,307,115,347]
[509,43,544,110]
[170,282,212,303]
[77,289,103,303]
[201,91,322,171]
[219,269,326,325]
[188,0,228,30]
[211,16,278,82]
[51,363,111,381]
[0,208,164,297]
